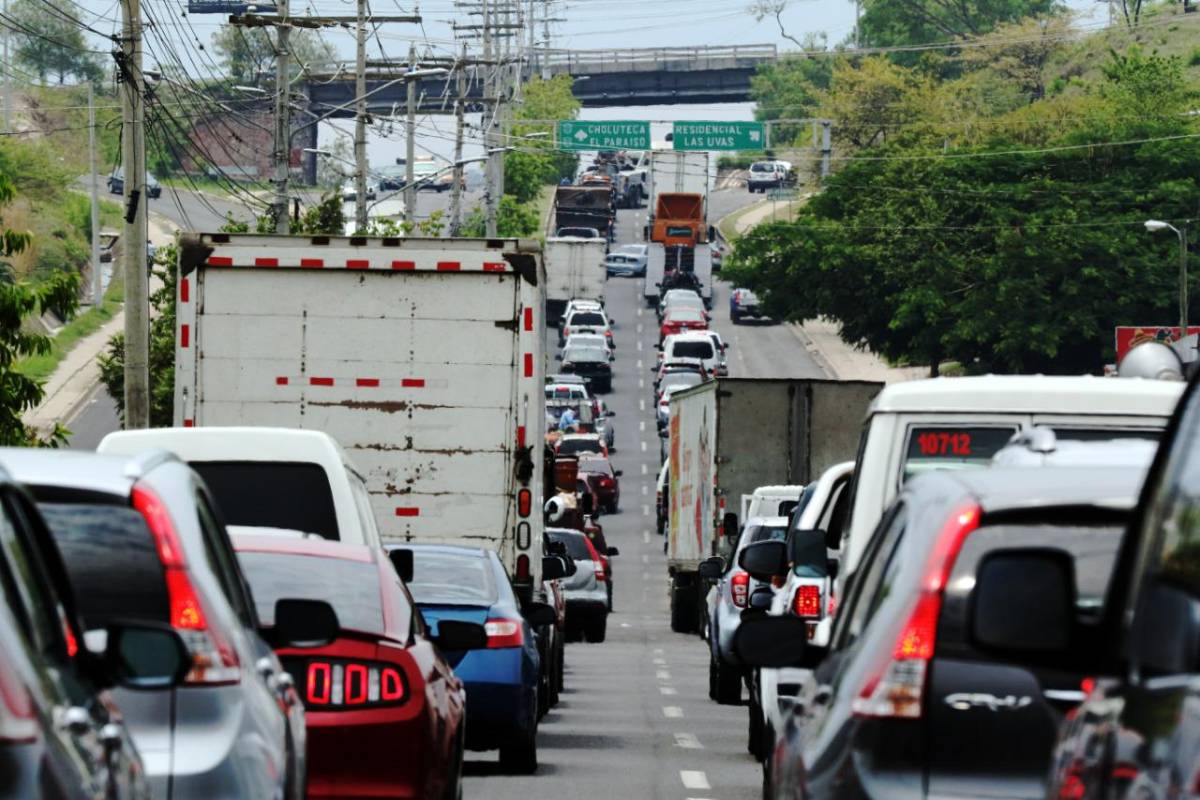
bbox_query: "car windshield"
[401,550,498,606]
[564,347,608,363]
[901,426,1021,481]
[548,531,593,561]
[569,312,607,326]
[559,438,604,456]
[670,340,714,359]
[238,553,384,634]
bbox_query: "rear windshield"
[1048,427,1162,443]
[750,163,774,172]
[670,341,714,360]
[549,531,593,561]
[38,503,168,628]
[192,462,339,540]
[401,550,497,606]
[901,426,1019,482]
[577,459,611,475]
[564,347,608,363]
[238,552,383,634]
[559,438,604,456]
[745,524,789,544]
[569,312,606,326]
[668,310,705,322]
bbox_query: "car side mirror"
[523,601,558,628]
[434,620,488,651]
[542,555,568,581]
[970,549,1073,654]
[748,586,774,611]
[555,354,562,361]
[388,548,414,584]
[97,623,192,690]
[733,616,812,668]
[607,546,620,557]
[614,470,624,477]
[739,540,789,580]
[1131,576,1200,674]
[698,556,724,580]
[788,529,828,578]
[272,599,340,648]
[722,512,739,540]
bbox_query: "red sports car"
[233,533,478,800]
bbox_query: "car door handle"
[255,657,276,679]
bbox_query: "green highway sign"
[672,121,765,151]
[556,120,651,151]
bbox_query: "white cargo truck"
[174,232,547,599]
[667,377,883,633]
[544,236,608,320]
[647,150,712,208]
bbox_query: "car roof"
[752,485,804,496]
[744,516,790,527]
[386,542,493,559]
[909,466,1144,515]
[561,433,602,441]
[0,447,163,497]
[99,426,359,467]
[869,375,1183,416]
[546,527,587,539]
[231,532,376,563]
[667,331,716,342]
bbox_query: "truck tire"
[670,581,696,633]
[710,655,742,705]
[584,613,607,643]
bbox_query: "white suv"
[747,161,788,193]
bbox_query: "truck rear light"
[792,585,821,618]
[852,503,980,720]
[301,658,409,709]
[517,489,531,517]
[731,571,750,608]
[133,484,241,686]
[515,554,530,580]
[485,618,525,648]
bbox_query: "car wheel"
[748,695,765,758]
[556,636,565,693]
[657,515,665,535]
[605,500,618,514]
[760,730,774,800]
[670,583,695,633]
[499,724,538,774]
[584,613,607,643]
[712,655,741,705]
[731,312,741,325]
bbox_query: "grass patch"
[16,274,125,384]
[534,184,556,238]
[717,198,770,241]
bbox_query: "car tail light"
[792,585,821,618]
[0,663,36,744]
[301,658,409,709]
[731,571,750,608]
[599,477,614,488]
[485,618,525,648]
[133,484,240,685]
[852,502,980,720]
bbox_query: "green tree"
[0,167,78,444]
[749,45,833,146]
[857,0,1060,49]
[460,196,540,237]
[10,0,105,85]
[504,75,581,203]
[211,25,336,85]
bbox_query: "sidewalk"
[23,215,178,434]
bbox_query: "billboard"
[1115,325,1200,364]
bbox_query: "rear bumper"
[452,648,538,749]
[306,716,434,799]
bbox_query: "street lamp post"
[1146,219,1193,336]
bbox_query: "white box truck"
[667,378,883,633]
[544,236,608,320]
[175,232,547,598]
[648,150,712,207]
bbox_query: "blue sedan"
[389,544,543,773]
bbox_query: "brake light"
[517,489,531,518]
[516,554,530,581]
[792,585,821,618]
[303,659,408,708]
[485,618,525,648]
[599,477,614,488]
[852,503,980,719]
[731,571,750,608]
[0,663,36,744]
[133,484,240,685]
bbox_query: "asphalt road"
[460,191,823,798]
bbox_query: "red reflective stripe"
[182,419,194,427]
[207,256,233,266]
[346,260,369,270]
[356,378,380,387]
[517,425,526,448]
[179,324,189,348]
[524,353,533,377]
[401,378,425,388]
[180,277,190,302]
[276,376,289,385]
[255,257,279,267]
[436,261,461,271]
[310,377,334,386]
[483,261,506,272]
[395,507,420,517]
[523,307,533,331]
[300,258,324,268]
[392,260,415,270]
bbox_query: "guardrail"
[532,44,777,74]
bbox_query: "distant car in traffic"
[660,307,709,342]
[577,454,622,513]
[108,168,162,198]
[547,528,612,643]
[560,344,613,392]
[341,180,377,202]
[555,432,609,459]
[747,160,789,193]
[730,288,768,323]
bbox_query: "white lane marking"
[656,670,672,680]
[674,732,703,749]
[642,570,650,580]
[654,648,664,655]
[637,323,644,333]
[643,530,651,544]
[642,484,648,495]
[637,306,643,317]
[663,706,684,718]
[641,440,647,452]
[642,505,649,516]
[636,358,644,369]
[637,340,643,352]
[641,463,648,475]
[639,377,645,389]
[620,622,632,628]
[639,420,646,432]
[660,686,678,695]
[680,771,711,790]
[639,398,646,411]
[642,554,649,563]
[653,658,667,665]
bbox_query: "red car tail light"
[133,484,240,685]
[0,662,36,744]
[599,477,614,488]
[484,618,525,648]
[731,571,750,608]
[792,585,821,618]
[852,502,980,720]
[299,658,409,709]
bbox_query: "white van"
[660,332,719,376]
[98,427,383,547]
[741,485,804,523]
[839,375,1183,577]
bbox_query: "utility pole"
[353,0,368,231]
[87,84,101,307]
[483,0,500,237]
[449,42,466,236]
[403,43,417,227]
[541,0,551,79]
[2,0,10,131]
[119,0,149,428]
[272,0,291,233]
